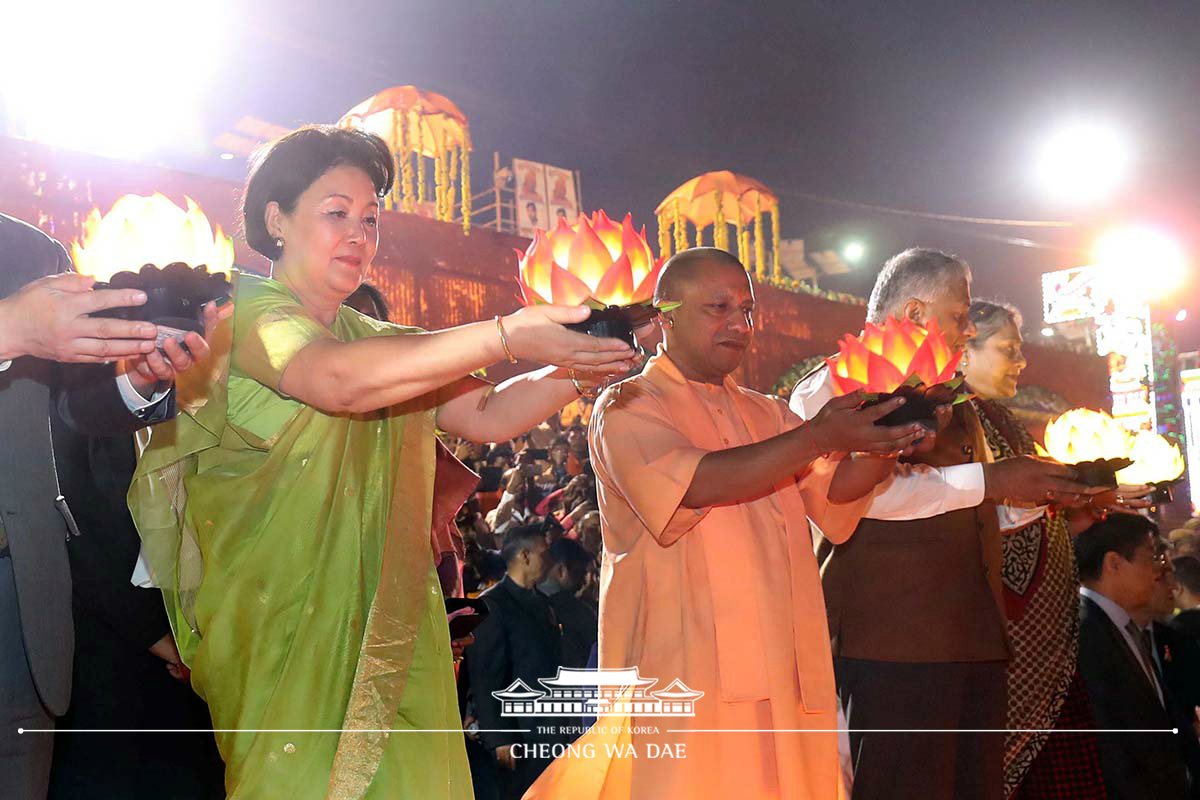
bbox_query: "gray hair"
[967,300,1022,349]
[866,248,971,324]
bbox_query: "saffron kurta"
[528,350,877,800]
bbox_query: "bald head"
[654,247,748,305]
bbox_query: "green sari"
[129,272,472,799]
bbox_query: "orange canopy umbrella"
[654,170,781,279]
[337,85,472,233]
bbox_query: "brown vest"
[818,402,1010,663]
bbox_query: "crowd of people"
[2,121,1200,800]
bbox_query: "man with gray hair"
[790,247,1094,800]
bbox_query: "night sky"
[190,0,1200,348]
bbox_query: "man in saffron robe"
[526,248,926,799]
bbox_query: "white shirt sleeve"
[789,364,986,521]
[115,371,171,413]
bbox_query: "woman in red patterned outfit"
[963,301,1108,800]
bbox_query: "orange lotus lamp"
[71,193,232,341]
[516,210,675,349]
[826,316,965,429]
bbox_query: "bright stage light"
[1041,326,1055,337]
[0,1,227,160]
[1178,309,1189,322]
[1092,225,1188,305]
[842,241,866,263]
[1034,121,1131,205]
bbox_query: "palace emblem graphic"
[492,667,704,717]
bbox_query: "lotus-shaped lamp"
[1040,408,1136,487]
[1117,430,1186,501]
[826,316,965,429]
[516,210,673,349]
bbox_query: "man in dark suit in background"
[0,212,218,798]
[466,525,576,800]
[1075,513,1191,799]
[539,536,597,669]
[1170,556,1200,640]
[1143,545,1200,797]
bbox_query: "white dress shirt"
[789,365,987,520]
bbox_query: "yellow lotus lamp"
[516,210,674,349]
[1118,430,1186,501]
[1040,408,1136,487]
[71,193,233,340]
[825,316,966,430]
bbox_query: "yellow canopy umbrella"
[655,170,780,278]
[338,85,473,234]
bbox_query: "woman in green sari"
[129,126,637,799]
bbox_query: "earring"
[665,317,675,328]
[275,237,284,250]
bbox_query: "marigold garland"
[657,211,671,259]
[754,195,765,278]
[771,207,781,278]
[460,141,472,235]
[712,189,727,250]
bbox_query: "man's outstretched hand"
[0,273,157,363]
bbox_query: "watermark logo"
[492,667,704,718]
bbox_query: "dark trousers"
[836,657,1007,800]
[0,554,55,800]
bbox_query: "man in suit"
[0,212,218,798]
[790,247,1094,800]
[1170,555,1200,640]
[466,525,574,800]
[538,536,597,669]
[1075,512,1191,799]
[1141,545,1200,797]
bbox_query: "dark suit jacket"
[819,400,1009,662]
[1169,608,1200,641]
[0,213,172,715]
[1077,596,1190,799]
[1153,620,1200,798]
[466,576,566,752]
[547,589,597,670]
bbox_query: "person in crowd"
[127,124,637,799]
[0,212,220,799]
[1141,545,1200,796]
[1075,513,1191,799]
[344,280,391,321]
[465,526,574,800]
[961,299,1108,799]
[790,248,1097,800]
[530,248,930,800]
[1170,555,1200,638]
[539,536,598,668]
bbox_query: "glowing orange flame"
[826,316,960,395]
[71,194,234,282]
[517,210,663,307]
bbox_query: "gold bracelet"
[568,368,602,400]
[494,315,517,364]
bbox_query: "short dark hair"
[548,537,592,581]
[501,525,546,566]
[654,247,747,304]
[242,125,395,260]
[967,300,1022,349]
[344,281,391,321]
[1074,512,1158,583]
[1173,555,1200,595]
[866,248,971,324]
